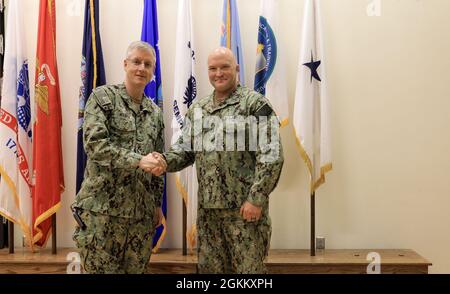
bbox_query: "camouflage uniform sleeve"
[150,113,165,207]
[163,109,196,172]
[83,91,143,169]
[247,99,284,207]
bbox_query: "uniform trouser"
[197,208,271,274]
[72,210,155,274]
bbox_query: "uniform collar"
[119,83,153,113]
[204,85,242,114]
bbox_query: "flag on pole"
[254,0,289,127]
[0,0,8,249]
[0,0,33,248]
[293,0,332,192]
[32,0,64,247]
[220,0,245,85]
[173,0,198,250]
[141,0,163,108]
[141,0,167,253]
[76,0,106,194]
[0,0,4,101]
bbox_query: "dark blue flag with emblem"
[76,0,106,193]
[141,0,167,252]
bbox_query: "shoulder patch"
[94,88,113,112]
[255,103,274,117]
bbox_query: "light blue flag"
[220,0,245,85]
[141,0,166,252]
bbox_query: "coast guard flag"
[32,0,65,246]
[254,0,289,127]
[0,0,33,248]
[173,0,198,250]
[293,0,332,192]
[220,0,245,85]
[76,0,106,193]
[141,0,167,253]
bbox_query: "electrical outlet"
[316,236,325,250]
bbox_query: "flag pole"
[182,200,187,255]
[310,191,315,256]
[8,222,14,254]
[52,214,56,254]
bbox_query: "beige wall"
[11,0,450,273]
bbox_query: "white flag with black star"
[293,0,332,192]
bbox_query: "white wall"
[10,0,450,273]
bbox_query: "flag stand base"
[52,214,57,255]
[310,192,315,256]
[8,222,14,254]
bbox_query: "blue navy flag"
[141,0,167,252]
[141,0,163,108]
[76,0,106,193]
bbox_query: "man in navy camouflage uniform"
[72,41,164,274]
[151,47,284,273]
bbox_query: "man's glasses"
[127,58,154,69]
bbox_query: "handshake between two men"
[139,151,264,224]
[139,152,167,176]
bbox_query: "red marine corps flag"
[32,0,64,247]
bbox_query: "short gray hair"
[126,41,156,61]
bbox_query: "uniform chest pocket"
[192,117,203,137]
[139,118,160,143]
[110,112,136,133]
[223,116,256,151]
